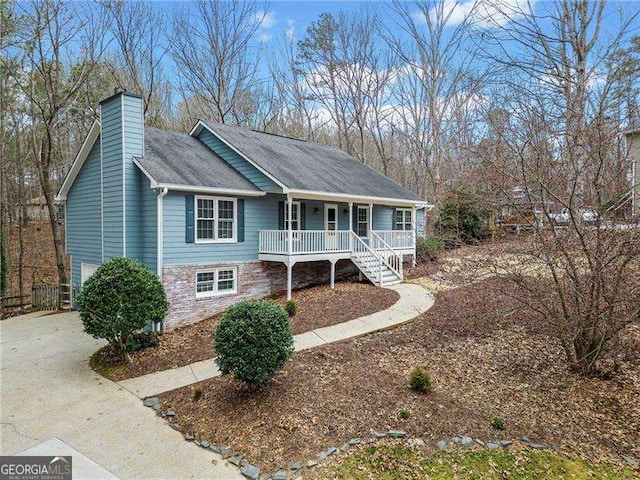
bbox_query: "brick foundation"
[162,259,357,330]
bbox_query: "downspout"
[156,187,168,332]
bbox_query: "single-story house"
[57,90,430,329]
[16,195,63,222]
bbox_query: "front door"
[325,204,338,250]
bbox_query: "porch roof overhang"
[285,189,433,208]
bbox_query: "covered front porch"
[258,194,420,299]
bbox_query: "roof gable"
[56,121,101,201]
[135,128,263,196]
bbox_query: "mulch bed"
[91,281,399,381]
[272,282,399,335]
[157,278,640,473]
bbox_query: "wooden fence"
[30,284,73,311]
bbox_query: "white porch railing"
[259,230,351,255]
[370,231,403,279]
[372,230,414,249]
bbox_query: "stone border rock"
[145,400,639,479]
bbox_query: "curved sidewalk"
[118,283,435,398]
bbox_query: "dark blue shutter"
[237,199,245,242]
[392,207,398,230]
[300,203,306,230]
[185,195,195,243]
[278,201,284,230]
[352,205,358,231]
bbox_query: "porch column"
[369,203,373,237]
[287,194,293,256]
[348,202,353,250]
[330,260,336,289]
[287,260,293,300]
[412,205,417,267]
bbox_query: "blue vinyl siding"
[372,205,393,230]
[297,200,351,230]
[67,138,102,288]
[140,174,157,271]
[163,192,281,264]
[197,129,281,192]
[122,95,145,261]
[100,97,124,259]
[162,193,400,265]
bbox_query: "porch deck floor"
[117,283,435,398]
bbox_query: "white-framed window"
[283,201,301,230]
[195,196,237,243]
[395,209,413,231]
[196,267,238,298]
[357,206,369,237]
[81,263,100,286]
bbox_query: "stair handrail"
[351,231,403,281]
[370,231,404,280]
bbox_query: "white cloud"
[415,0,537,29]
[286,18,295,41]
[259,33,273,43]
[251,10,276,29]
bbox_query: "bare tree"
[103,0,172,128]
[2,0,108,303]
[389,0,488,202]
[477,0,640,374]
[171,0,263,125]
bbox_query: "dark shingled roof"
[203,121,421,202]
[136,128,260,192]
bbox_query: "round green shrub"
[285,300,298,317]
[214,300,294,387]
[408,367,432,393]
[75,257,169,358]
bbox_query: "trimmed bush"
[490,416,505,430]
[285,300,298,317]
[76,257,169,360]
[214,300,294,387]
[408,367,432,393]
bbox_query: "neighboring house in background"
[16,195,64,222]
[57,90,430,329]
[624,128,640,217]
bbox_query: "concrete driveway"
[0,311,241,480]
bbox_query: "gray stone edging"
[145,398,637,480]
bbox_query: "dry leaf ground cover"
[91,281,398,381]
[157,278,640,473]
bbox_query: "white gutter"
[154,184,266,197]
[286,188,432,208]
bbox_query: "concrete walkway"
[0,311,242,480]
[118,283,434,398]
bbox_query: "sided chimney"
[99,89,144,259]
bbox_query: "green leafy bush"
[416,237,443,263]
[214,300,294,387]
[285,300,298,317]
[399,409,410,419]
[408,367,432,393]
[490,416,505,430]
[437,186,485,243]
[75,257,169,360]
